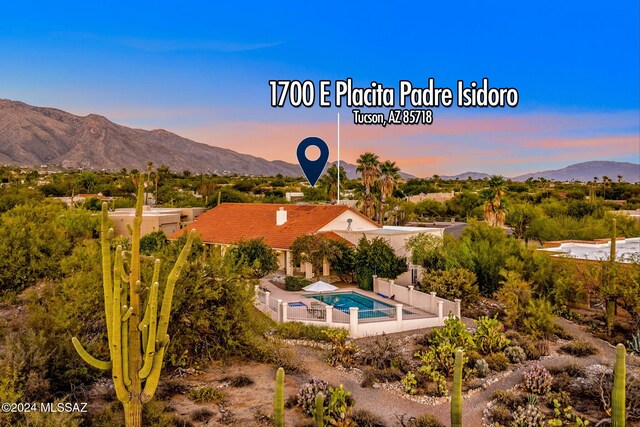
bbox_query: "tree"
[290,235,338,277]
[330,241,356,282]
[355,237,407,290]
[319,164,347,202]
[483,175,506,227]
[139,231,168,255]
[417,268,479,303]
[378,160,400,202]
[228,238,279,278]
[356,152,380,217]
[506,203,540,245]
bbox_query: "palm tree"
[483,175,506,227]
[319,164,347,203]
[145,161,154,205]
[356,152,380,217]
[602,176,611,199]
[379,161,401,201]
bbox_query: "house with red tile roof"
[170,203,380,275]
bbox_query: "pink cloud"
[162,111,639,177]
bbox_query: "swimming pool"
[308,291,405,319]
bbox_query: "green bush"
[351,409,386,427]
[417,268,479,303]
[139,230,168,255]
[228,238,279,278]
[274,322,335,342]
[558,340,598,357]
[285,276,311,291]
[473,316,510,355]
[355,237,407,290]
[485,352,510,372]
[413,414,445,427]
[187,386,227,403]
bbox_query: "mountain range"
[0,99,637,182]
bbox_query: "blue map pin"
[297,137,329,187]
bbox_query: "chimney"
[276,207,287,226]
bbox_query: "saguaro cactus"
[71,175,195,427]
[274,367,285,427]
[451,349,463,427]
[313,392,325,427]
[612,343,626,427]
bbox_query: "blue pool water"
[308,292,399,318]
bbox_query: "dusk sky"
[0,1,638,177]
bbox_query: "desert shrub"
[155,379,189,400]
[167,251,260,364]
[412,414,445,427]
[250,337,302,373]
[273,322,334,342]
[564,362,586,378]
[351,409,386,427]
[485,352,510,372]
[522,299,557,339]
[357,334,405,370]
[297,379,330,416]
[492,389,527,410]
[504,345,527,364]
[522,364,553,395]
[545,391,572,409]
[191,408,214,422]
[558,340,598,357]
[20,398,82,427]
[486,403,513,426]
[465,349,482,365]
[139,230,168,255]
[222,374,254,387]
[284,276,311,291]
[473,316,510,355]
[322,385,355,424]
[228,238,279,278]
[187,386,227,403]
[417,268,479,303]
[475,359,490,378]
[323,328,358,368]
[512,403,545,427]
[360,367,403,388]
[519,339,542,360]
[551,371,572,392]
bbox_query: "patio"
[254,276,460,338]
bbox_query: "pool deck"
[258,278,436,319]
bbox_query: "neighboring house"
[169,203,443,285]
[406,191,455,204]
[539,237,640,264]
[612,209,640,223]
[109,206,205,238]
[55,193,112,207]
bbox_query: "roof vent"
[276,207,287,226]
[347,218,353,231]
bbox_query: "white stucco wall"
[318,210,380,233]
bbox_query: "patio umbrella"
[302,280,338,293]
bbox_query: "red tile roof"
[169,203,377,249]
[317,231,355,247]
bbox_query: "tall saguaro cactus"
[274,367,285,427]
[451,349,463,427]
[612,343,626,427]
[71,175,196,427]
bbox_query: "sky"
[0,1,638,177]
